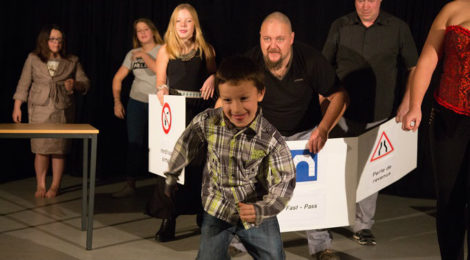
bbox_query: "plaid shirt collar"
[218,107,263,136]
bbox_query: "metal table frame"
[0,123,98,250]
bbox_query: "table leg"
[82,138,88,231]
[86,135,97,250]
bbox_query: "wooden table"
[0,123,99,250]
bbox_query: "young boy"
[163,56,296,259]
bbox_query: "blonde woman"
[401,1,470,258]
[111,18,163,198]
[152,3,216,242]
[12,25,90,198]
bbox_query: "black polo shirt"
[323,11,418,122]
[246,42,338,136]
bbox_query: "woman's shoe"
[155,218,176,242]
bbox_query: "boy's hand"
[238,202,256,223]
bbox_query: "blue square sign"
[291,150,318,182]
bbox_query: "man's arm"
[308,87,348,154]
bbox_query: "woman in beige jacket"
[12,25,90,198]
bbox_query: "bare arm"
[112,66,130,119]
[200,46,217,100]
[402,6,450,131]
[12,99,23,123]
[156,45,169,105]
[132,49,157,73]
[309,87,348,154]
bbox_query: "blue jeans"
[197,212,285,260]
[126,98,149,178]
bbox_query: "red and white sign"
[161,103,172,134]
[356,119,417,202]
[370,131,394,162]
[149,95,187,184]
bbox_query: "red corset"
[435,25,470,116]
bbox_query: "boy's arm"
[164,114,206,191]
[251,143,296,226]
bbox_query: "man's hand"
[307,126,328,154]
[238,202,256,223]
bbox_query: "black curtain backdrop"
[0,0,450,197]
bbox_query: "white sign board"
[148,94,186,184]
[355,119,418,202]
[278,138,357,232]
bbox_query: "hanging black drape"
[0,0,450,197]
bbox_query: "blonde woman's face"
[136,22,154,44]
[175,9,195,41]
[47,29,63,54]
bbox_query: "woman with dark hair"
[111,18,163,198]
[12,25,90,198]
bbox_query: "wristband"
[157,84,169,91]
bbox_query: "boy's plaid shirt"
[165,108,296,227]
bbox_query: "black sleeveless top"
[167,49,214,124]
[167,49,209,92]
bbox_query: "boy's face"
[218,80,265,128]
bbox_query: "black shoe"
[353,229,376,245]
[155,218,176,242]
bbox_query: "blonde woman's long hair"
[132,18,164,48]
[164,3,214,60]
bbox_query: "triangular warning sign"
[370,131,394,162]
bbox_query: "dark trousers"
[126,98,149,178]
[429,104,470,260]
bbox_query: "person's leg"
[45,154,65,198]
[465,142,470,260]
[197,212,234,260]
[237,216,285,260]
[113,99,147,197]
[429,106,469,260]
[126,98,148,182]
[306,229,333,255]
[353,193,378,245]
[354,193,378,232]
[34,153,50,198]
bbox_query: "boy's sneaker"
[313,249,340,260]
[353,229,376,245]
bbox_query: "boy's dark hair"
[215,56,265,94]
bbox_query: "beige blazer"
[13,53,90,109]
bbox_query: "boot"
[155,218,176,242]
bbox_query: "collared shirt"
[322,11,418,122]
[165,108,296,227]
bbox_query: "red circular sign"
[161,103,172,134]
